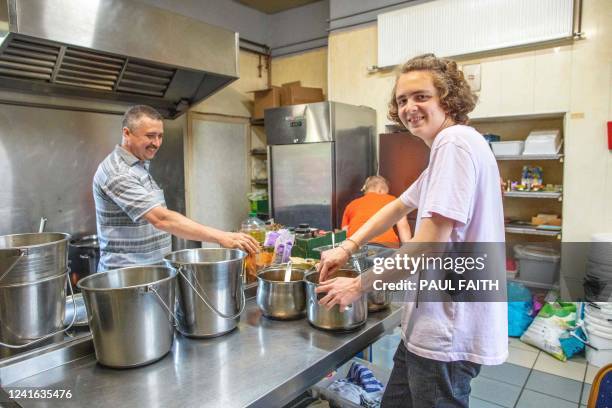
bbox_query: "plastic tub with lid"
[513,245,560,284]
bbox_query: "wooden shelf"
[503,191,562,199]
[495,154,563,161]
[505,226,561,238]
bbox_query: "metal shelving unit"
[508,277,559,290]
[503,191,562,200]
[505,226,561,238]
[495,154,563,161]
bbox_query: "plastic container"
[513,245,560,284]
[491,141,524,156]
[584,325,612,367]
[240,212,266,244]
[523,130,561,155]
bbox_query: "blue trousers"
[381,341,481,408]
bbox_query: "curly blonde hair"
[388,54,478,128]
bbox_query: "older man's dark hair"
[122,105,163,132]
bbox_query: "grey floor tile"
[516,389,579,408]
[480,363,530,387]
[469,396,505,408]
[581,383,591,406]
[525,370,582,403]
[471,376,522,407]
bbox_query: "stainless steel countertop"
[5,298,402,408]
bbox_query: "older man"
[93,105,257,271]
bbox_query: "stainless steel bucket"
[0,233,70,284]
[304,269,368,331]
[164,248,246,338]
[0,271,68,348]
[77,266,177,368]
[256,265,310,320]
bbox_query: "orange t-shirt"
[341,192,399,246]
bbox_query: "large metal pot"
[77,266,176,368]
[68,235,99,289]
[256,264,310,320]
[0,233,70,284]
[164,248,246,338]
[304,269,367,331]
[315,244,393,312]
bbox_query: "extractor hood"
[0,0,239,118]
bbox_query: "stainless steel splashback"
[0,104,186,236]
[0,0,239,118]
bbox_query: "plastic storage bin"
[523,130,561,155]
[513,245,560,284]
[491,141,524,156]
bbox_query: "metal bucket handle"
[177,265,245,320]
[145,285,179,329]
[0,249,27,282]
[0,268,76,349]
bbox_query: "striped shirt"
[93,145,171,271]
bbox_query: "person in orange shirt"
[342,175,412,247]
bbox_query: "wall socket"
[462,64,481,92]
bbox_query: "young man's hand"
[315,276,363,310]
[316,246,350,281]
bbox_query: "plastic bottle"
[240,212,266,244]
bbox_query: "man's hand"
[218,232,259,255]
[315,276,363,310]
[316,246,350,282]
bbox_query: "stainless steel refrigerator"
[265,101,376,230]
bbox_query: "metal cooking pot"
[256,264,311,320]
[68,235,99,289]
[367,290,392,312]
[344,260,392,313]
[77,266,176,368]
[304,269,367,331]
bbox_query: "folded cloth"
[327,380,381,408]
[346,362,385,393]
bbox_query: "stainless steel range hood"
[0,0,239,118]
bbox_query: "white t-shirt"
[398,124,508,365]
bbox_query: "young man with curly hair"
[316,54,507,407]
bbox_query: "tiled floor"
[370,330,603,408]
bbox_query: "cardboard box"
[251,86,281,119]
[280,81,324,106]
